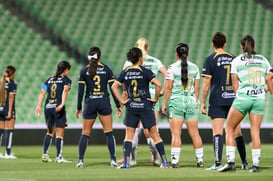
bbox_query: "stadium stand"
[0,0,273,126]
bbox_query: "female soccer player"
[120,38,167,165]
[35,61,72,163]
[111,47,168,169]
[201,32,248,170]
[219,35,271,173]
[162,43,204,168]
[0,65,17,159]
[75,47,121,168]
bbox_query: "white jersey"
[231,53,271,100]
[166,60,200,99]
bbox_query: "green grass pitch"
[0,144,272,181]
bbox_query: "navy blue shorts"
[208,105,231,119]
[0,107,8,121]
[45,107,67,128]
[124,109,156,129]
[83,97,112,119]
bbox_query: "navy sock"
[0,129,4,148]
[155,141,167,163]
[213,134,223,166]
[235,136,247,163]
[5,130,13,155]
[78,134,89,161]
[55,138,63,158]
[123,141,132,165]
[105,132,116,161]
[43,134,52,154]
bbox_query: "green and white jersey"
[231,53,271,100]
[166,60,200,99]
[123,54,164,95]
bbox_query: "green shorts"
[168,96,198,121]
[232,97,265,116]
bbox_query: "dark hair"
[127,47,142,65]
[0,65,16,106]
[176,43,189,88]
[241,35,255,58]
[212,32,226,49]
[88,47,101,79]
[53,61,71,80]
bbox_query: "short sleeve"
[166,65,174,80]
[195,66,200,80]
[117,70,125,83]
[230,58,238,75]
[146,69,156,82]
[64,77,72,87]
[202,57,214,77]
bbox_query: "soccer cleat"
[0,152,5,158]
[55,157,72,163]
[218,163,236,172]
[171,163,179,168]
[75,160,84,168]
[197,161,204,168]
[130,160,137,166]
[111,160,118,167]
[241,162,249,170]
[205,164,222,171]
[153,158,161,166]
[41,154,52,162]
[160,162,169,168]
[117,157,124,163]
[4,153,17,159]
[249,166,259,173]
[117,163,130,169]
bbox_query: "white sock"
[132,128,139,150]
[171,147,181,164]
[252,149,261,167]
[195,147,203,162]
[226,146,236,163]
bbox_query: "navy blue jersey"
[77,63,120,110]
[10,79,17,112]
[202,52,235,106]
[117,65,156,111]
[43,76,72,108]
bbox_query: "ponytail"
[176,43,189,88]
[241,35,255,58]
[88,47,101,79]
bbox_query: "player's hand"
[147,98,158,103]
[201,103,207,115]
[56,104,64,113]
[6,112,11,120]
[116,107,122,118]
[160,90,164,97]
[35,107,41,117]
[120,99,129,105]
[161,104,167,115]
[76,109,82,119]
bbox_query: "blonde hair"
[0,66,15,106]
[0,73,8,106]
[135,38,149,59]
